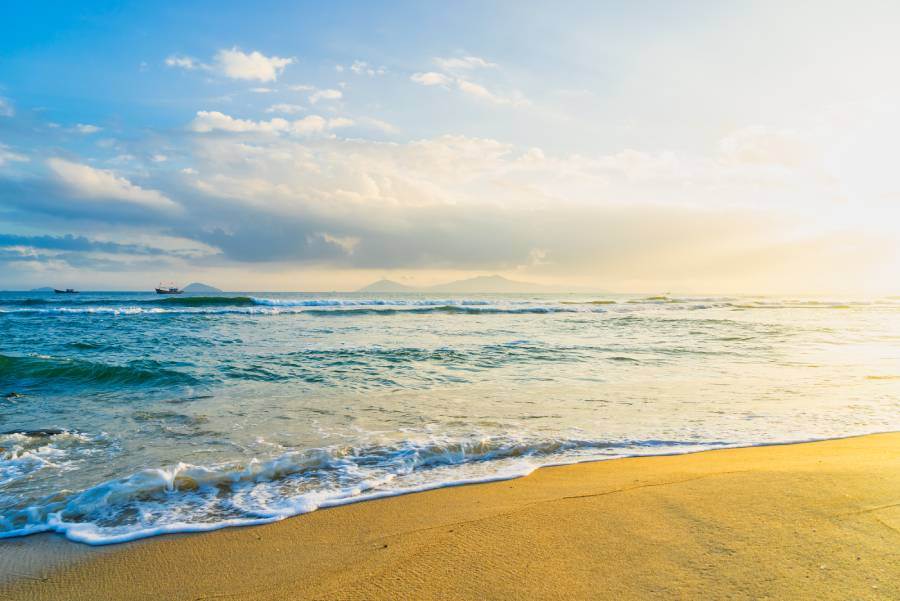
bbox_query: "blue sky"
[3,1,724,151]
[1,1,899,291]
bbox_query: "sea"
[1,291,898,544]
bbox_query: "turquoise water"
[1,291,898,544]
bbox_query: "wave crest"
[0,435,728,544]
[153,296,255,307]
[0,354,198,388]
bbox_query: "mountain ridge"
[358,275,550,293]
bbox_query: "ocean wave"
[630,295,676,303]
[0,430,106,487]
[220,343,594,385]
[561,299,617,305]
[154,296,256,307]
[0,296,497,309]
[730,302,855,310]
[0,306,169,315]
[0,434,731,544]
[249,297,494,307]
[0,304,605,317]
[2,294,893,316]
[0,296,255,308]
[0,353,198,388]
[300,305,600,316]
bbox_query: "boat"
[53,288,79,294]
[155,283,183,294]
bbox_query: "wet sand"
[2,433,898,600]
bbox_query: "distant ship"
[53,288,79,294]
[155,283,183,294]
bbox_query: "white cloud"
[190,111,290,134]
[189,111,350,136]
[0,143,28,166]
[214,48,293,82]
[350,60,385,77]
[289,115,351,134]
[434,56,498,71]
[265,103,305,114]
[359,117,398,134]
[288,84,344,105]
[309,88,342,104]
[328,117,354,129]
[411,72,452,87]
[0,97,13,117]
[412,72,527,106]
[316,232,360,254]
[456,79,528,106]
[251,87,275,94]
[184,130,841,225]
[456,80,501,103]
[290,115,328,135]
[47,158,178,211]
[411,58,527,106]
[165,49,293,83]
[165,55,202,70]
[75,123,102,134]
[186,134,554,213]
[151,154,168,162]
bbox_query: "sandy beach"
[1,433,897,600]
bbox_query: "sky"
[1,0,899,293]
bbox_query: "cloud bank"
[46,159,179,212]
[3,3,900,293]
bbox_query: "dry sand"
[2,433,898,600]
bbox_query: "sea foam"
[0,434,732,544]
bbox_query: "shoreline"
[5,430,897,546]
[2,432,899,599]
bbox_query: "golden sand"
[2,433,898,600]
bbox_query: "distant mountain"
[357,279,417,293]
[183,282,223,293]
[426,275,547,293]
[29,287,55,292]
[357,275,548,294]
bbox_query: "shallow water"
[1,291,898,544]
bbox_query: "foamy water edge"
[1,429,893,545]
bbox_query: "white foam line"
[250,298,497,307]
[0,305,608,317]
[6,429,894,546]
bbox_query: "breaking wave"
[0,304,606,317]
[0,430,110,488]
[2,295,897,318]
[0,434,733,544]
